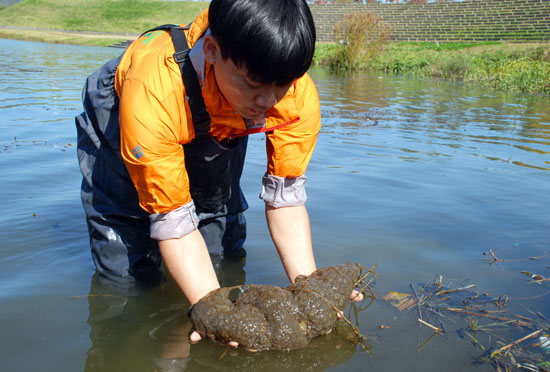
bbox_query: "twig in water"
[355,264,377,298]
[424,306,456,324]
[70,294,125,300]
[512,291,550,301]
[417,331,439,351]
[418,318,443,334]
[219,346,230,360]
[441,308,533,328]
[490,329,544,358]
[436,284,476,296]
[483,249,504,265]
[355,264,377,287]
[357,273,376,298]
[410,283,423,321]
[434,275,443,291]
[463,331,486,351]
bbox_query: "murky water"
[1,38,549,371]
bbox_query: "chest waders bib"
[167,25,240,215]
[75,26,248,280]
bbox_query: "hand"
[350,289,363,302]
[190,330,239,348]
[337,290,364,320]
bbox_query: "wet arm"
[159,229,220,305]
[265,204,317,283]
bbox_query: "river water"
[1,38,549,371]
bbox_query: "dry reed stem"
[354,264,377,287]
[442,307,534,328]
[70,294,125,300]
[434,275,443,291]
[410,284,423,321]
[490,329,545,358]
[418,318,443,333]
[484,249,504,265]
[355,264,377,298]
[463,331,486,351]
[435,284,477,296]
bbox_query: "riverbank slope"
[1,0,549,94]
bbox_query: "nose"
[254,90,278,109]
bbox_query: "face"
[203,35,293,120]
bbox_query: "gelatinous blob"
[190,263,362,351]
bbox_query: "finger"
[350,290,363,302]
[190,330,202,343]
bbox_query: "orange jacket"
[115,9,321,215]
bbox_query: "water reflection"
[187,331,357,372]
[313,70,550,171]
[84,259,247,372]
[84,259,360,372]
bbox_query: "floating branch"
[489,329,545,358]
[436,284,477,296]
[410,284,423,321]
[355,264,377,298]
[483,249,504,265]
[70,294,125,300]
[441,307,533,328]
[418,318,443,334]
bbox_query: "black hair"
[208,0,316,86]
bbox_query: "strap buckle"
[173,50,189,64]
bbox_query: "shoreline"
[2,25,549,95]
[0,26,137,47]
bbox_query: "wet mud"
[189,263,362,351]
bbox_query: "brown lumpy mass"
[189,263,362,351]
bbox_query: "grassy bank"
[315,41,550,95]
[0,0,208,33]
[2,0,549,94]
[0,0,208,46]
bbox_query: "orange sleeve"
[265,73,321,178]
[118,75,193,215]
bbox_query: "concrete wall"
[310,0,550,43]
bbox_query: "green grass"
[0,0,208,33]
[2,0,550,95]
[316,41,550,95]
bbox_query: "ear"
[203,35,220,64]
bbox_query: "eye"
[246,81,262,89]
[242,75,262,89]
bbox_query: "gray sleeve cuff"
[259,174,307,208]
[149,202,200,241]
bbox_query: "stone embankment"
[310,0,550,43]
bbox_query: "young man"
[77,0,360,342]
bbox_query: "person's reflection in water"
[84,257,246,372]
[85,257,362,372]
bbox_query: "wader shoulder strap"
[170,27,211,138]
[139,25,211,138]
